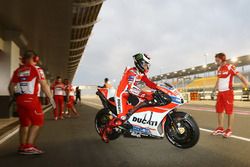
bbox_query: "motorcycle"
[95,83,200,149]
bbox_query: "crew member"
[51,76,65,120]
[75,86,81,104]
[102,78,113,88]
[65,79,80,117]
[212,53,248,138]
[8,50,56,155]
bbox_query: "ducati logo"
[132,112,158,126]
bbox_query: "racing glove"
[139,92,153,101]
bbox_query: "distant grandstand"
[152,55,250,101]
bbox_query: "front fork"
[166,110,187,135]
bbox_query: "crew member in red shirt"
[212,53,248,138]
[8,50,56,155]
[64,79,80,117]
[51,76,65,120]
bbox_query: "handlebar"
[148,90,172,106]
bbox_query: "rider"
[101,53,161,143]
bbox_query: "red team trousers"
[54,95,64,117]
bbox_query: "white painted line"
[0,127,19,145]
[83,101,103,108]
[83,101,250,142]
[199,128,250,142]
[0,105,52,145]
[180,106,250,116]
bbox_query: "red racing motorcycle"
[95,83,199,149]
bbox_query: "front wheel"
[95,108,121,140]
[165,111,200,149]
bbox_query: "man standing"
[102,78,113,88]
[65,79,80,117]
[51,76,65,120]
[212,53,248,138]
[75,86,81,104]
[8,50,55,155]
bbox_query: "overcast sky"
[73,0,250,86]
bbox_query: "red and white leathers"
[11,64,45,127]
[65,84,75,109]
[51,82,65,118]
[216,64,239,115]
[115,66,158,119]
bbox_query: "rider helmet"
[133,53,151,73]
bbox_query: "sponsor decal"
[20,82,28,86]
[132,112,158,126]
[128,76,135,81]
[117,99,121,112]
[38,69,45,79]
[19,70,30,77]
[135,54,143,60]
[130,126,150,136]
[20,77,27,81]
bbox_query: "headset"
[21,50,40,64]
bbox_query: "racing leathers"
[115,66,157,119]
[101,66,158,142]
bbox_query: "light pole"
[112,79,116,88]
[203,53,209,100]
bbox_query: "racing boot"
[100,118,124,143]
[100,126,112,143]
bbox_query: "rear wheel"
[95,108,121,140]
[165,111,200,149]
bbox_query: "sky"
[73,0,250,86]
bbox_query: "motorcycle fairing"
[128,110,170,137]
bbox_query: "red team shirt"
[11,64,45,126]
[216,64,239,115]
[51,83,65,96]
[65,84,75,108]
[65,84,75,97]
[11,64,45,96]
[217,64,239,92]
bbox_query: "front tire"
[165,111,200,149]
[95,108,121,140]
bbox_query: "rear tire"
[95,108,121,140]
[165,111,200,149]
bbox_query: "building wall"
[10,41,20,75]
[0,38,20,96]
[0,38,20,118]
[0,39,11,96]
